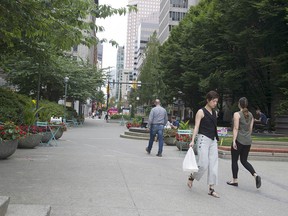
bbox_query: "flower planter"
[176,141,189,151]
[18,134,42,149]
[41,132,53,143]
[164,137,176,146]
[176,141,198,155]
[0,140,18,159]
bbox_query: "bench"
[217,127,228,145]
[35,121,49,146]
[66,118,80,127]
[36,121,62,146]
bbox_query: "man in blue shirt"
[171,116,179,129]
[255,109,267,125]
[146,99,168,157]
[254,109,268,132]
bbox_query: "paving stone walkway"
[0,119,287,216]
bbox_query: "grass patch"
[220,135,288,146]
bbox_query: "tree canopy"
[0,0,133,104]
[155,0,288,118]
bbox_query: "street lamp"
[136,96,139,115]
[129,104,132,120]
[64,76,69,122]
[120,106,124,126]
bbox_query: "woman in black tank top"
[187,91,220,198]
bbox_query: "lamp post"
[35,71,41,120]
[129,104,132,120]
[136,96,139,115]
[64,76,69,122]
[120,106,124,126]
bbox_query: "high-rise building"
[158,0,199,44]
[135,13,159,76]
[125,0,160,76]
[115,46,125,101]
[97,43,103,68]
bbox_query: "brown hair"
[238,97,249,120]
[206,90,219,101]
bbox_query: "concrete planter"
[0,140,18,159]
[41,132,53,143]
[18,134,42,149]
[164,137,176,146]
[176,140,198,155]
[54,128,64,140]
[176,141,189,151]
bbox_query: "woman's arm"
[250,116,254,135]
[189,109,204,147]
[232,112,240,150]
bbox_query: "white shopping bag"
[182,147,198,172]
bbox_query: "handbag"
[182,147,198,172]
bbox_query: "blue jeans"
[147,124,164,154]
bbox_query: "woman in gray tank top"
[226,97,261,189]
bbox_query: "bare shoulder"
[196,109,204,118]
[233,112,240,119]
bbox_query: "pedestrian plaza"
[0,119,287,216]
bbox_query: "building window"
[170,0,188,8]
[73,45,78,52]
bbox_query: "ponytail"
[239,97,250,122]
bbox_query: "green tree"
[138,32,166,105]
[0,0,134,106]
[158,0,288,119]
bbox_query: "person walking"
[227,97,261,188]
[187,90,220,198]
[146,99,168,157]
[104,113,109,122]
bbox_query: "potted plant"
[174,120,197,154]
[175,133,192,151]
[126,120,141,129]
[0,122,26,159]
[18,125,43,149]
[163,128,177,145]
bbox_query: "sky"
[97,0,128,70]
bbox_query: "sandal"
[208,188,220,198]
[187,174,194,188]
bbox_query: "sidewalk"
[0,118,287,216]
